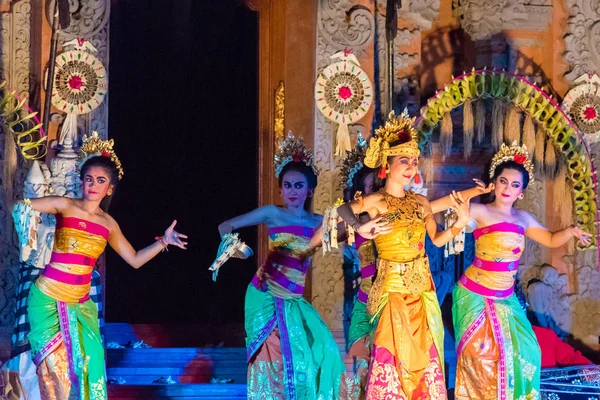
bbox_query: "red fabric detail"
[533,326,592,368]
[378,167,387,179]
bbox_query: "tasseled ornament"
[378,166,387,179]
[421,141,434,183]
[420,157,434,183]
[534,130,546,176]
[463,99,474,159]
[491,100,504,151]
[476,100,486,144]
[441,111,453,160]
[504,104,521,144]
[544,140,557,179]
[522,114,536,156]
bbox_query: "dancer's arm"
[108,219,187,269]
[521,211,592,248]
[218,205,278,237]
[337,194,391,239]
[423,191,470,247]
[27,196,71,214]
[429,179,494,214]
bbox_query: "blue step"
[108,383,247,399]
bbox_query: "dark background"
[107,1,258,325]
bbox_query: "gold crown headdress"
[364,109,419,177]
[340,133,368,189]
[77,131,124,180]
[489,141,534,183]
[274,131,319,178]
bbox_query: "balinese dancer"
[452,141,591,400]
[22,133,187,399]
[338,135,380,398]
[334,111,473,399]
[4,163,106,400]
[217,133,365,399]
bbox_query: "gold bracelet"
[450,224,463,237]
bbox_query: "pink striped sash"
[472,257,518,272]
[361,264,376,279]
[56,215,109,239]
[50,252,97,267]
[357,289,368,303]
[459,275,514,298]
[42,265,92,286]
[266,252,306,272]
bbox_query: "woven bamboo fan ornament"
[562,73,600,143]
[315,50,373,156]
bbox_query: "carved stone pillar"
[313,0,374,331]
[0,0,31,355]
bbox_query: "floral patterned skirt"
[365,290,446,399]
[452,285,541,400]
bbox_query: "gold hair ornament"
[274,131,319,178]
[364,109,420,175]
[77,131,124,180]
[489,140,535,184]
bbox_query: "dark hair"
[80,155,119,211]
[278,162,317,189]
[343,167,383,202]
[491,160,530,190]
[278,162,318,211]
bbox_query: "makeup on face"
[495,169,524,201]
[82,166,112,200]
[281,170,309,207]
[390,155,418,182]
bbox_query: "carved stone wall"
[535,0,600,354]
[52,0,111,140]
[313,0,375,331]
[452,0,552,41]
[0,0,31,340]
[0,1,110,354]
[564,0,600,82]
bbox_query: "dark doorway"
[107,1,258,329]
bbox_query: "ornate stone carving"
[516,177,546,267]
[46,0,110,40]
[313,1,375,330]
[48,134,82,198]
[406,0,441,29]
[318,0,375,57]
[0,0,31,331]
[564,0,600,83]
[452,0,552,41]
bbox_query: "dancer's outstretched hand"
[163,220,188,249]
[450,191,471,226]
[570,225,593,246]
[357,216,392,239]
[473,179,494,194]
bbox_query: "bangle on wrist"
[155,236,169,252]
[450,223,463,237]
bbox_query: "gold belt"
[367,257,433,317]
